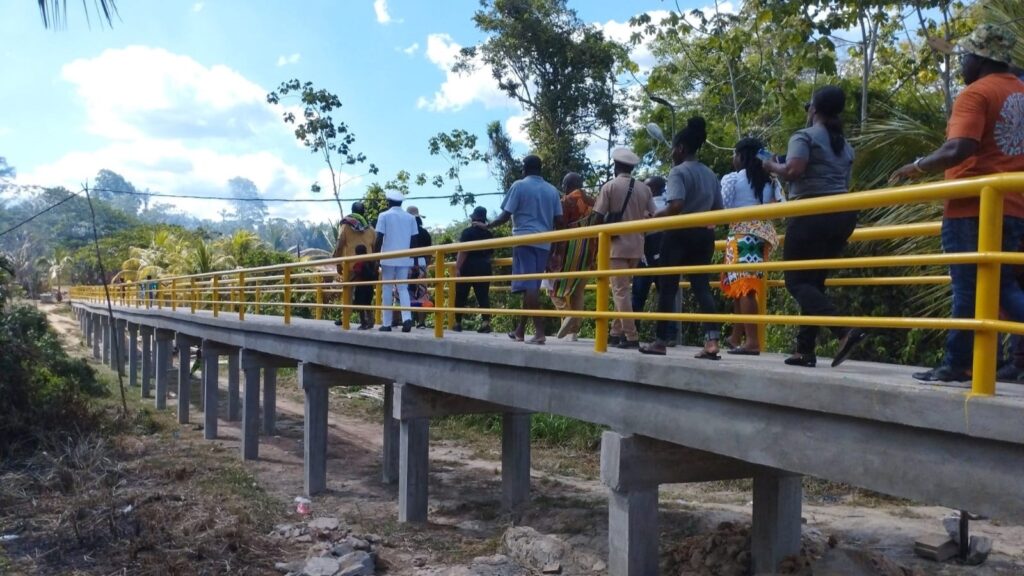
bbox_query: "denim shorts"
[511,246,550,293]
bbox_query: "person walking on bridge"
[890,24,1024,383]
[375,190,419,333]
[453,206,495,334]
[332,201,375,327]
[764,85,865,368]
[480,155,563,345]
[594,148,656,349]
[639,117,723,359]
[550,172,597,341]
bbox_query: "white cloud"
[374,0,392,24]
[62,46,282,141]
[416,33,515,112]
[192,2,203,12]
[276,53,301,67]
[594,10,671,74]
[505,113,529,147]
[400,42,420,56]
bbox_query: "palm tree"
[215,230,265,266]
[976,0,1024,69]
[36,249,71,294]
[37,0,118,28]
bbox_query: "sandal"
[694,350,721,361]
[526,337,546,345]
[639,343,667,356]
[726,347,760,356]
[477,325,493,334]
[508,331,525,342]
[784,353,816,368]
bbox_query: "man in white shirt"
[374,190,420,332]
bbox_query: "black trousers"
[782,211,858,354]
[655,227,718,343]
[455,262,492,323]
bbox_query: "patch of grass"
[199,462,282,525]
[433,413,604,452]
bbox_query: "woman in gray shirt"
[763,85,865,368]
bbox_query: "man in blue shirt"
[483,155,563,344]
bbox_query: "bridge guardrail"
[72,173,1024,397]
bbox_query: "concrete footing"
[392,384,532,523]
[599,431,800,575]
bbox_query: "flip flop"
[726,348,760,356]
[639,344,666,356]
[526,337,546,345]
[507,331,524,342]
[694,350,721,361]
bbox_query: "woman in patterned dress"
[550,172,598,340]
[721,137,781,355]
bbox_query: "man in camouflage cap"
[891,23,1024,383]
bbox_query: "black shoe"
[785,353,816,368]
[912,366,970,383]
[402,320,414,333]
[334,319,343,326]
[832,328,867,367]
[379,326,392,332]
[608,335,623,346]
[616,339,640,349]
[416,323,427,329]
[996,363,1024,383]
[452,323,463,332]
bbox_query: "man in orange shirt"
[891,24,1024,382]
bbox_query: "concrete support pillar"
[502,413,532,510]
[392,384,531,523]
[382,383,400,484]
[175,334,196,424]
[115,319,128,376]
[91,314,100,359]
[752,471,803,575]
[239,350,296,462]
[242,361,260,460]
[300,363,330,496]
[140,326,153,398]
[399,416,430,523]
[226,352,240,422]
[101,315,111,365]
[201,340,220,440]
[263,367,277,435]
[154,329,174,410]
[600,432,761,576]
[127,324,139,388]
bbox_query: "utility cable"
[0,190,81,238]
[83,183,129,418]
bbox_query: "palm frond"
[38,0,119,29]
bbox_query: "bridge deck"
[74,302,1024,524]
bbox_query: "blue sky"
[0,0,714,225]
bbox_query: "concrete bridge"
[72,301,1024,575]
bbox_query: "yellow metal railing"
[71,173,1024,397]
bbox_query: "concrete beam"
[393,385,526,420]
[154,329,174,410]
[140,325,153,398]
[752,471,803,574]
[601,432,759,492]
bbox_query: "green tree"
[456,0,624,182]
[428,128,489,209]
[485,120,521,192]
[266,80,379,219]
[94,169,142,215]
[227,177,268,230]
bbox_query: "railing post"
[254,285,261,315]
[374,267,383,326]
[341,261,352,330]
[434,249,446,338]
[238,272,246,321]
[446,262,456,329]
[315,282,324,321]
[756,283,768,353]
[971,185,1004,396]
[595,232,611,353]
[212,275,220,318]
[190,279,197,314]
[284,268,292,325]
[171,279,177,312]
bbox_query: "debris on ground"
[270,518,377,576]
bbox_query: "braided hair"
[735,137,771,204]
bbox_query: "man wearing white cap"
[594,147,656,348]
[374,190,420,332]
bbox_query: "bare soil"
[4,302,1022,575]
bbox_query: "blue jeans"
[942,216,1024,371]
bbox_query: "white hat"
[612,147,641,166]
[406,205,423,218]
[385,189,404,203]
